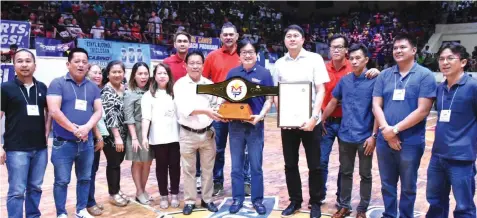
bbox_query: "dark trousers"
[281,124,323,204]
[338,139,372,212]
[87,150,101,207]
[103,137,126,195]
[152,142,181,196]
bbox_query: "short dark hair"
[13,49,36,63]
[185,50,205,64]
[393,33,417,48]
[68,48,89,62]
[129,62,150,91]
[221,23,237,33]
[102,60,125,86]
[348,43,369,57]
[10,44,18,50]
[284,24,304,38]
[438,44,470,70]
[237,38,260,54]
[174,31,191,42]
[328,34,349,48]
[150,63,174,98]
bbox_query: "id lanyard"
[69,82,87,100]
[18,83,38,105]
[394,73,413,90]
[440,86,459,122]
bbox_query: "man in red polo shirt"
[202,23,246,197]
[319,34,379,207]
[163,31,191,83]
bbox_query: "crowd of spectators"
[1,1,476,71]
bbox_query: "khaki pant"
[179,126,216,204]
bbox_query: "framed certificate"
[278,82,312,128]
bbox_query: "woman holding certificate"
[225,38,273,215]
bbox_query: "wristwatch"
[372,133,378,139]
[392,126,400,134]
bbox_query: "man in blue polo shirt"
[322,43,378,218]
[47,48,103,218]
[373,33,436,217]
[1,49,51,218]
[426,44,477,217]
[225,39,273,215]
[372,33,437,218]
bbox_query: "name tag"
[439,110,451,122]
[75,99,87,111]
[251,78,261,83]
[393,89,406,101]
[26,105,40,116]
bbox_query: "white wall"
[439,34,477,54]
[427,23,477,53]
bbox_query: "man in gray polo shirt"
[47,48,103,218]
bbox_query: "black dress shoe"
[183,204,195,215]
[310,203,321,218]
[229,200,243,214]
[253,201,267,215]
[281,201,301,217]
[201,200,218,212]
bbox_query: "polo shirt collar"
[240,63,258,74]
[352,68,368,80]
[221,45,238,55]
[444,72,469,87]
[14,76,38,87]
[392,62,418,75]
[330,59,350,72]
[65,72,88,86]
[172,54,185,63]
[285,48,308,60]
[185,74,207,84]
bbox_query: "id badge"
[393,89,406,101]
[439,110,451,122]
[75,99,87,111]
[26,105,40,116]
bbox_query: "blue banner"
[268,52,279,63]
[35,37,75,57]
[111,42,151,69]
[1,20,31,49]
[1,64,15,83]
[150,44,170,60]
[77,39,113,68]
[257,50,265,67]
[189,35,221,57]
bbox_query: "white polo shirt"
[173,74,216,130]
[273,48,330,122]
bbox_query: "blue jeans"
[6,148,48,218]
[212,121,229,184]
[229,121,264,203]
[51,138,94,216]
[320,121,341,201]
[87,150,101,208]
[426,155,476,218]
[376,139,425,218]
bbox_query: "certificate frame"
[277,82,312,128]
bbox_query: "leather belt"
[55,136,82,143]
[326,116,342,123]
[180,124,213,134]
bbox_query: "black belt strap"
[180,124,213,134]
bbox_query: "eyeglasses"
[330,46,345,51]
[240,50,256,56]
[438,56,461,62]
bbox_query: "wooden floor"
[1,112,475,218]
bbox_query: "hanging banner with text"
[77,39,113,68]
[1,20,31,49]
[1,64,15,84]
[35,37,75,57]
[189,35,221,57]
[150,44,170,60]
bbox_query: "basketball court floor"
[1,112,475,218]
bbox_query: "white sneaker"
[57,214,68,218]
[76,209,94,218]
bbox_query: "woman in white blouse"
[141,63,180,209]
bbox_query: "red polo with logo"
[163,54,187,83]
[322,59,353,117]
[202,46,241,83]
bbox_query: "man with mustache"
[319,34,380,207]
[1,49,51,218]
[47,48,103,218]
[203,23,251,197]
[372,33,436,218]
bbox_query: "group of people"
[1,22,476,218]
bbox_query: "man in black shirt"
[1,49,51,218]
